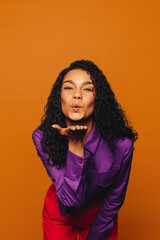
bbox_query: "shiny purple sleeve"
[86,138,134,240]
[32,127,90,208]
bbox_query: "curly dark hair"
[38,59,138,168]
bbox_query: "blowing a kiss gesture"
[52,124,88,144]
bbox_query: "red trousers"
[42,184,118,240]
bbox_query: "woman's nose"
[73,90,82,99]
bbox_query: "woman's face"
[60,69,96,124]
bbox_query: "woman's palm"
[52,124,88,143]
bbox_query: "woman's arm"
[32,126,90,208]
[86,138,134,240]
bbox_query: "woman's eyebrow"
[62,80,94,85]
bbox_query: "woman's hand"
[52,124,88,144]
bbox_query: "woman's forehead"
[62,69,94,84]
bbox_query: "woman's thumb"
[52,124,61,131]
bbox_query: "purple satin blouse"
[32,122,134,240]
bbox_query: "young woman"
[32,60,138,240]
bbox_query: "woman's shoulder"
[99,135,133,155]
[114,137,133,152]
[111,137,134,163]
[32,125,44,140]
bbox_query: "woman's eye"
[64,87,73,90]
[84,88,93,91]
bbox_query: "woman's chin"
[66,115,92,125]
[69,117,84,122]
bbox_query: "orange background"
[0,0,159,239]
